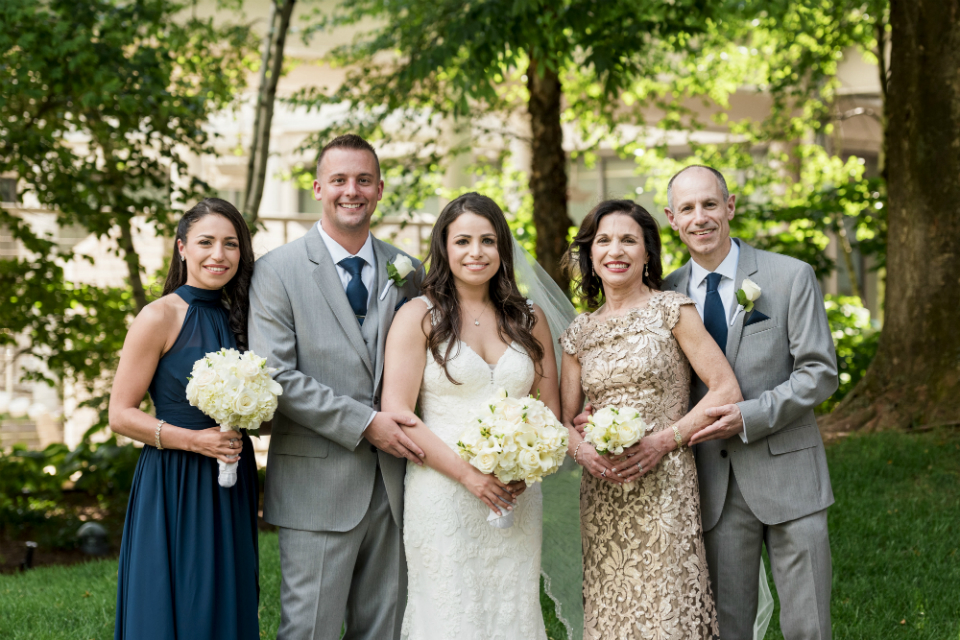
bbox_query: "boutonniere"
[736,279,762,312]
[379,254,415,300]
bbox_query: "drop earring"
[644,262,649,278]
[181,254,185,262]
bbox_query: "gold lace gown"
[560,291,718,640]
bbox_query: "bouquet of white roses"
[186,348,282,488]
[583,405,648,455]
[456,389,568,528]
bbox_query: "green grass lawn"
[1,428,957,640]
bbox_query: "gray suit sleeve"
[738,263,839,441]
[249,259,372,450]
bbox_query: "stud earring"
[181,254,185,262]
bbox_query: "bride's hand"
[579,443,622,485]
[610,431,672,483]
[462,469,518,516]
[507,480,527,498]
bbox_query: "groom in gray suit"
[249,134,424,640]
[663,166,838,640]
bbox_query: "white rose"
[591,407,616,431]
[236,360,261,380]
[616,420,642,447]
[741,278,762,302]
[472,451,499,475]
[616,406,640,422]
[192,367,219,388]
[519,449,540,472]
[233,387,260,416]
[539,425,562,451]
[392,254,414,278]
[501,398,524,422]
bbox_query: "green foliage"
[0,436,140,548]
[0,0,255,405]
[821,294,880,412]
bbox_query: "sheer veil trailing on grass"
[511,236,773,640]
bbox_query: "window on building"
[0,178,17,204]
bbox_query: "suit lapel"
[669,261,692,295]
[373,238,397,391]
[725,239,759,370]
[305,229,373,375]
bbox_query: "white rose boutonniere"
[736,278,762,313]
[388,254,414,286]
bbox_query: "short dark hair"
[566,199,663,309]
[316,134,381,178]
[666,165,729,211]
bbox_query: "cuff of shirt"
[355,410,377,448]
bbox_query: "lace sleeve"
[660,291,696,330]
[559,313,587,356]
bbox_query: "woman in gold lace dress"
[559,200,741,640]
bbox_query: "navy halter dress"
[114,285,260,640]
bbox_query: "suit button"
[370,445,377,453]
[720,450,728,458]
[374,395,380,404]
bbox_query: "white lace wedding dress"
[401,297,547,640]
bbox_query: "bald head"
[667,165,729,212]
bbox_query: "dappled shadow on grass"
[761,427,960,640]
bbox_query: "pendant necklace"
[469,302,490,326]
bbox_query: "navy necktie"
[339,256,368,325]
[703,272,727,354]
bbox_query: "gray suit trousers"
[277,469,405,640]
[704,468,832,640]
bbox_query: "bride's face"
[591,212,648,294]
[446,212,501,289]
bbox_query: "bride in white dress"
[382,193,561,640]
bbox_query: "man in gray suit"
[662,165,838,640]
[248,134,424,640]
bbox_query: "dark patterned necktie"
[339,256,367,325]
[703,272,727,354]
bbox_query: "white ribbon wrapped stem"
[218,425,240,488]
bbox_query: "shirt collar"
[689,239,740,288]
[316,220,375,268]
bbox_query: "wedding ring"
[601,469,607,478]
[230,438,238,449]
[637,463,643,474]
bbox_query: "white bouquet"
[456,389,568,528]
[583,405,649,455]
[186,348,282,488]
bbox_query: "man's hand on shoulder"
[689,404,744,445]
[363,412,425,465]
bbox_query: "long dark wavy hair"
[421,192,545,384]
[566,199,664,309]
[161,198,254,351]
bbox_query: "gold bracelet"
[573,441,585,465]
[155,419,166,450]
[672,424,684,449]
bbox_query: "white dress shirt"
[686,239,740,326]
[316,221,377,309]
[685,240,749,443]
[316,221,378,437]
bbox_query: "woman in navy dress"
[109,198,260,639]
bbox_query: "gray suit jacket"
[248,229,421,532]
[663,239,838,529]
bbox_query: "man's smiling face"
[665,167,736,267]
[313,147,384,235]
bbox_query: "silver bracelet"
[155,419,166,450]
[573,441,585,465]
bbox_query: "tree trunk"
[526,55,571,292]
[117,215,147,313]
[243,0,296,230]
[822,0,960,433]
